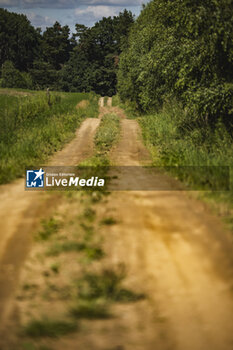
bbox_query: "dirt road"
[54,104,233,350]
[102,116,233,350]
[0,98,233,350]
[0,115,100,332]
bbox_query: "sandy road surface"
[99,114,233,350]
[0,116,100,331]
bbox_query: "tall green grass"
[95,113,120,153]
[139,103,232,166]
[0,90,99,184]
[139,102,233,230]
[112,95,137,119]
[79,112,120,168]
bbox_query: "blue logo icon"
[26,169,44,188]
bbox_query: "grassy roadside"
[114,97,233,232]
[0,90,99,184]
[8,111,145,350]
[112,95,138,119]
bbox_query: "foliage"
[29,60,58,90]
[70,299,111,319]
[100,217,117,226]
[59,10,134,96]
[0,8,134,95]
[139,102,233,229]
[118,0,233,126]
[37,217,61,241]
[77,266,145,302]
[140,102,233,167]
[0,8,40,71]
[23,318,77,338]
[1,61,29,89]
[42,22,72,70]
[95,113,120,152]
[0,91,98,184]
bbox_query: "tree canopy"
[118,0,233,125]
[60,10,134,96]
[0,8,40,71]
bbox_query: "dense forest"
[0,8,134,96]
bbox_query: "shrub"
[1,61,28,88]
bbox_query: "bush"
[1,61,28,88]
[184,83,233,126]
[21,72,33,90]
[30,60,59,90]
[118,0,233,127]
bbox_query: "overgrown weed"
[138,101,233,230]
[23,318,77,338]
[0,90,99,184]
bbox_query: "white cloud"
[86,0,143,4]
[0,0,18,5]
[75,5,120,19]
[27,12,54,27]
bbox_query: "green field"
[0,88,99,184]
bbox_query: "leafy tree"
[42,22,72,70]
[0,8,40,71]
[59,50,93,92]
[118,0,233,125]
[30,60,58,89]
[59,10,134,95]
[1,61,28,88]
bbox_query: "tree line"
[0,8,134,96]
[1,1,232,128]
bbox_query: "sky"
[0,0,150,33]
